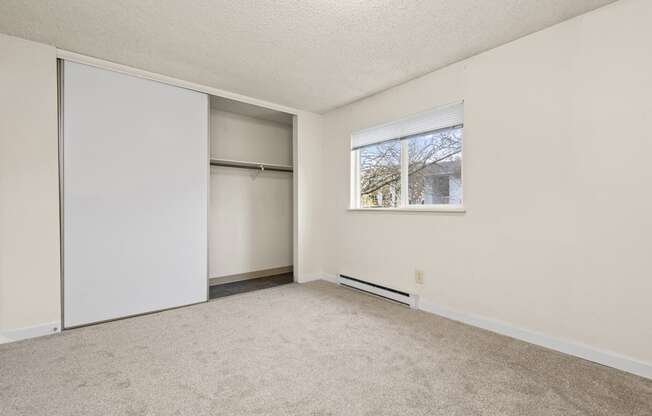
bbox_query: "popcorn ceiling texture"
[0,0,615,112]
[1,281,651,415]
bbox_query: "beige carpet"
[1,280,651,415]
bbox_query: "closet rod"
[210,158,293,173]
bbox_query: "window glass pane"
[407,126,463,205]
[359,139,401,208]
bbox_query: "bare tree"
[358,126,462,207]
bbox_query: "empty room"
[1,0,651,415]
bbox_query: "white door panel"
[62,61,208,328]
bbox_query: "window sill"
[347,206,466,214]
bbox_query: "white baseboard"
[320,273,338,283]
[296,272,338,284]
[0,322,61,344]
[418,300,652,380]
[295,272,321,283]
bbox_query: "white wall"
[0,34,61,340]
[209,110,293,278]
[293,112,324,283]
[321,0,652,373]
[211,110,292,165]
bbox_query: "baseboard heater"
[337,275,417,309]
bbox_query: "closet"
[60,60,294,328]
[208,96,294,298]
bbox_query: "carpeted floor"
[1,280,651,416]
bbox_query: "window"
[351,102,463,210]
[357,139,401,208]
[407,126,462,206]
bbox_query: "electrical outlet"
[415,270,424,284]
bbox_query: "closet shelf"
[210,158,293,172]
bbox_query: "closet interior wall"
[209,96,294,284]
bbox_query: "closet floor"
[209,273,293,299]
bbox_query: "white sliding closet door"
[62,61,208,328]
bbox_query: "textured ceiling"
[0,0,616,113]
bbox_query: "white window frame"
[349,106,465,213]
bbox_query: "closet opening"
[208,95,295,299]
